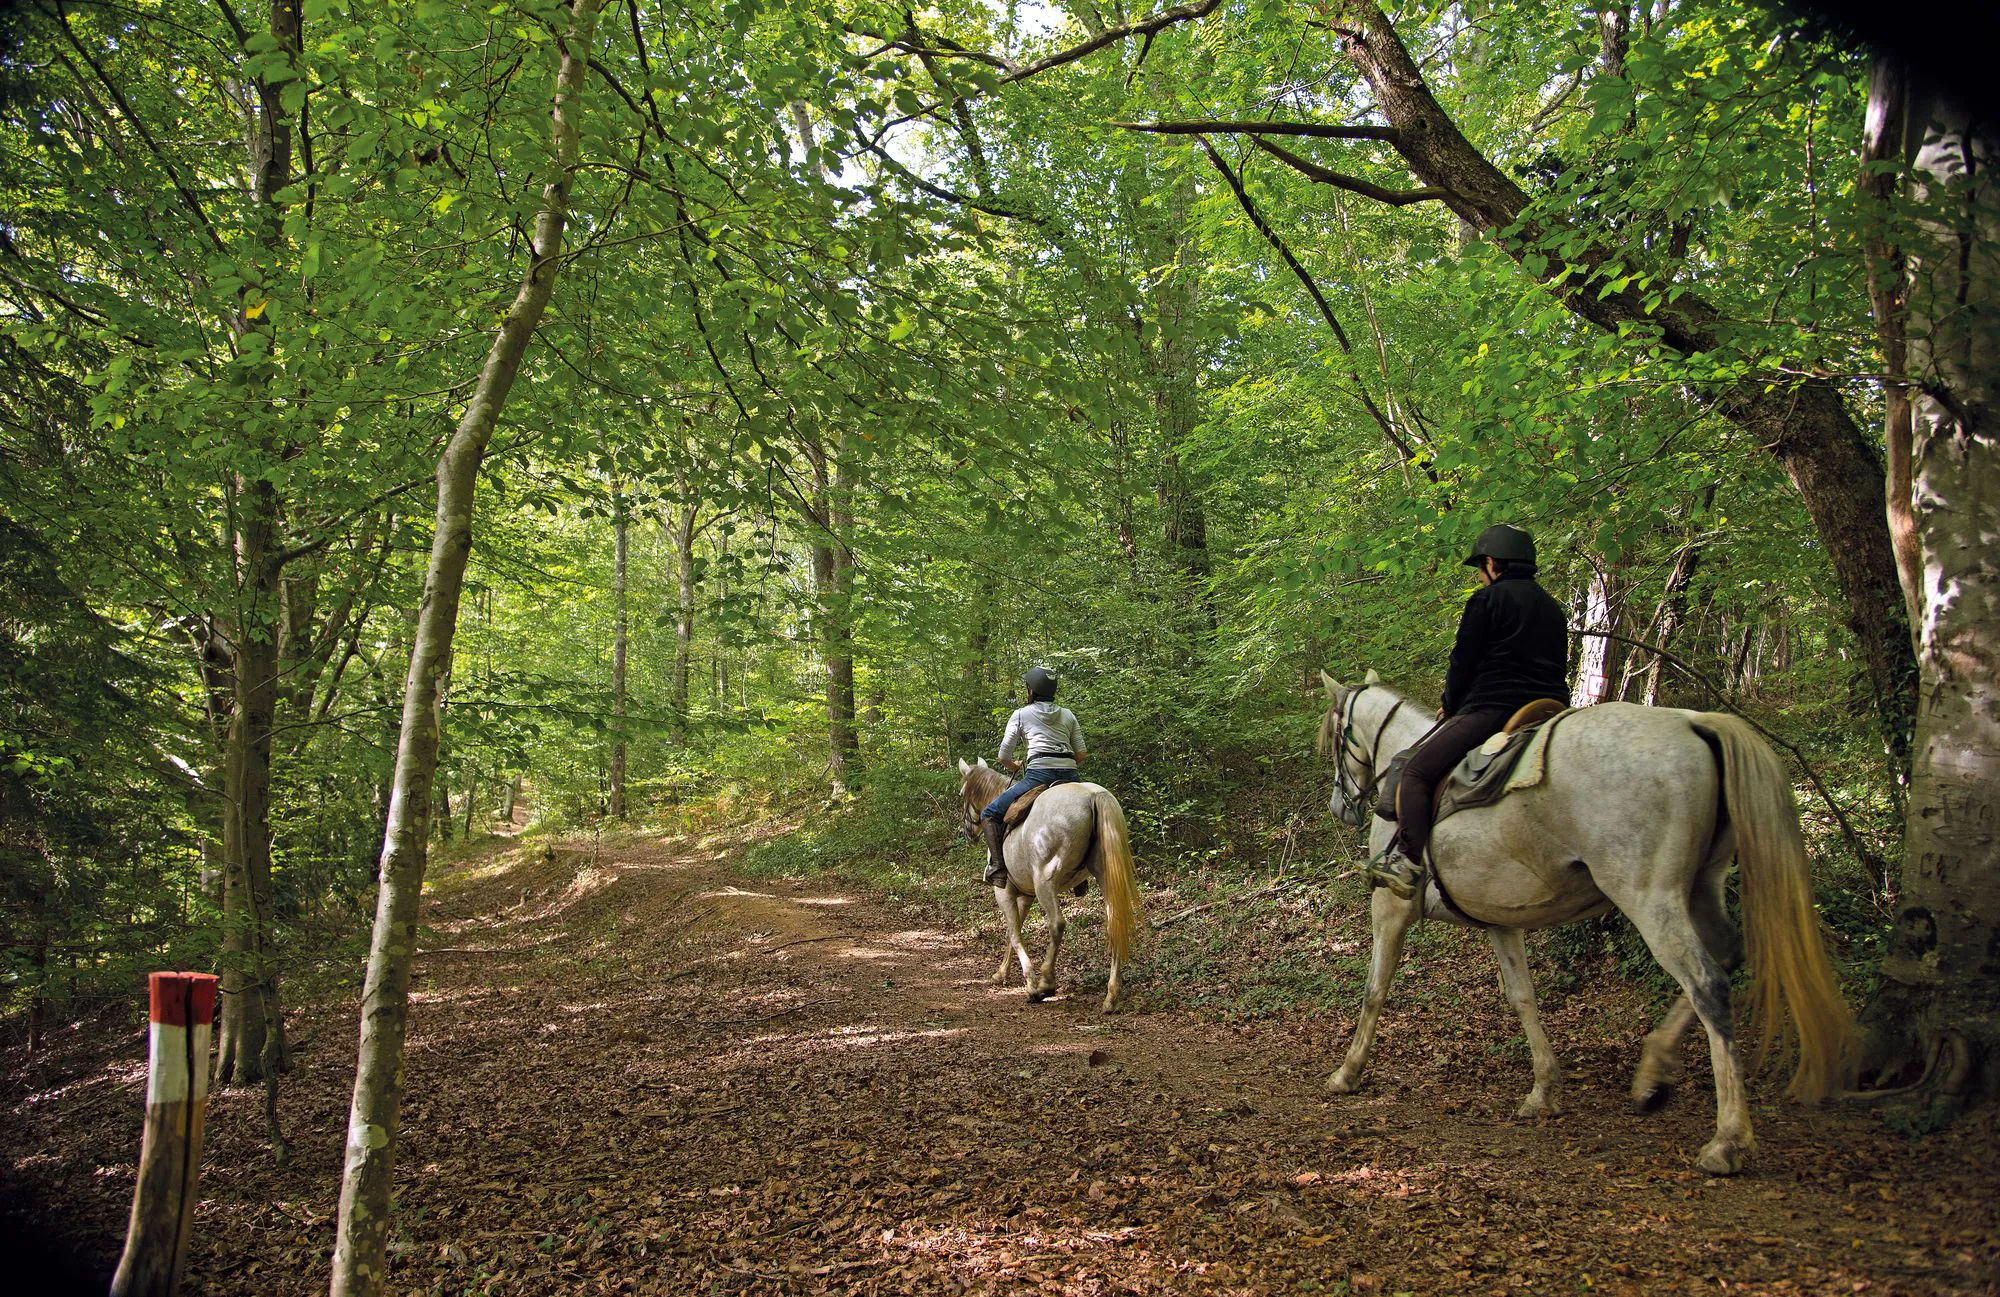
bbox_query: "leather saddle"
[1374,698,1569,824]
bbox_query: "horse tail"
[1690,712,1856,1102]
[1092,789,1142,967]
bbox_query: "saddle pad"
[1435,708,1574,823]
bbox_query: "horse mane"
[962,762,1007,807]
[1317,673,1414,757]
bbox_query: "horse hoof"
[1634,1083,1672,1115]
[1027,989,1052,1004]
[1516,1097,1561,1120]
[1695,1141,1745,1176]
[1100,995,1121,1014]
[1325,1071,1359,1095]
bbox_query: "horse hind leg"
[1327,886,1420,1094]
[1634,836,1739,1114]
[1624,903,1755,1174]
[1633,994,1696,1113]
[1028,873,1066,1003]
[992,886,1031,988]
[1488,926,1562,1118]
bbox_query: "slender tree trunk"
[216,479,286,1087]
[1572,558,1627,705]
[1862,58,1925,633]
[214,0,303,1094]
[1858,74,2000,1098]
[671,496,697,743]
[1332,0,1917,767]
[329,5,602,1290]
[1639,538,1704,706]
[802,431,858,789]
[608,479,628,820]
[828,443,858,781]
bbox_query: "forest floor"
[5,824,1999,1296]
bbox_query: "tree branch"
[1116,118,1400,142]
[1248,137,1450,206]
[1197,139,1436,482]
[997,0,1219,86]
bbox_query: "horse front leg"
[1488,926,1561,1118]
[1327,887,1419,1093]
[1028,872,1065,1003]
[991,885,1029,986]
[1632,994,1695,1113]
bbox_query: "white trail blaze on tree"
[328,2,605,1292]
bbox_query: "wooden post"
[111,972,219,1297]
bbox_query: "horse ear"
[1319,669,1340,696]
[957,757,970,775]
[976,756,987,767]
[1364,667,1381,684]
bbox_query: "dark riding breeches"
[1391,707,1511,861]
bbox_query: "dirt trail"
[5,831,1998,1295]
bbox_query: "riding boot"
[982,818,1008,886]
[1367,844,1422,901]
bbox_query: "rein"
[1332,684,1404,823]
[1330,683,1445,825]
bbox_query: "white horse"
[1316,670,1854,1174]
[956,759,1142,1011]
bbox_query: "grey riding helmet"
[1024,666,1059,702]
[1463,523,1536,568]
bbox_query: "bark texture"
[328,4,602,1291]
[1860,80,2000,1099]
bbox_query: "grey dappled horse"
[956,759,1142,1011]
[1317,670,1854,1175]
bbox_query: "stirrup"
[1366,847,1421,901]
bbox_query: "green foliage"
[0,0,1913,1035]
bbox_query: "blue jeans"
[981,766,1079,821]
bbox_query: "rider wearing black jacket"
[1368,524,1572,900]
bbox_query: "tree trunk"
[1572,557,1628,705]
[608,479,628,820]
[329,4,602,1290]
[670,495,697,743]
[215,477,286,1088]
[214,0,303,1094]
[1638,537,1704,706]
[802,433,858,789]
[1858,75,2000,1099]
[1333,1,1917,768]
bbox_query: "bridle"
[1328,683,1406,827]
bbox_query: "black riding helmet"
[1024,666,1059,702]
[1463,523,1536,569]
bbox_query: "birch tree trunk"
[1859,71,2000,1099]
[1571,558,1627,706]
[329,4,602,1290]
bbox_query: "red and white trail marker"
[110,971,219,1297]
